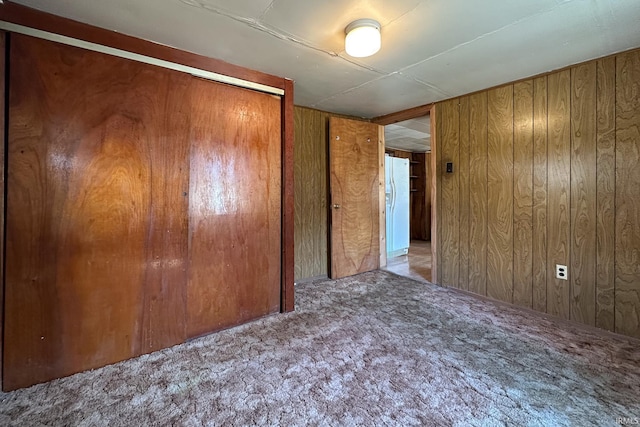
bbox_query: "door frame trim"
[372,104,439,284]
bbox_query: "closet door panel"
[4,34,189,390]
[187,80,282,337]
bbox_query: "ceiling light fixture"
[345,19,381,58]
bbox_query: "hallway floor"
[383,240,432,283]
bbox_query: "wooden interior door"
[329,117,381,279]
[186,81,282,338]
[4,34,191,390]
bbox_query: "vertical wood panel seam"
[595,63,599,327]
[569,69,573,320]
[468,100,472,291]
[468,101,471,289]
[461,100,464,289]
[545,76,550,314]
[439,105,443,284]
[586,64,596,326]
[595,64,598,325]
[593,61,596,327]
[463,100,466,289]
[545,76,549,311]
[459,102,463,287]
[531,84,535,306]
[512,86,516,303]
[565,67,576,320]
[530,85,536,308]
[0,32,7,390]
[613,56,617,333]
[485,95,489,297]
[459,99,469,289]
[593,63,597,326]
[458,100,462,289]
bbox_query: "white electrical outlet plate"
[556,264,568,280]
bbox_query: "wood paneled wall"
[435,48,640,339]
[294,107,328,281]
[616,52,640,338]
[293,107,369,281]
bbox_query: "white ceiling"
[9,0,640,119]
[385,116,430,153]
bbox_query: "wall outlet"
[556,264,568,280]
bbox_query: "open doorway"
[381,114,433,283]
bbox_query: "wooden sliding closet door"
[187,80,281,337]
[4,34,190,390]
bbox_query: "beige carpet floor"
[1,270,639,426]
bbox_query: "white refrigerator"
[385,155,410,258]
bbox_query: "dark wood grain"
[0,2,285,90]
[547,70,572,320]
[595,57,616,331]
[439,99,460,288]
[391,149,412,160]
[424,152,432,242]
[458,96,471,291]
[372,104,433,125]
[329,117,380,279]
[468,92,488,296]
[532,76,548,313]
[4,34,190,390]
[513,81,534,308]
[187,81,281,337]
[282,78,295,312]
[486,86,514,302]
[0,31,5,391]
[410,152,428,241]
[615,50,640,338]
[570,63,597,325]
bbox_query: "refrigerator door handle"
[390,164,396,212]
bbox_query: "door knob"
[333,204,341,209]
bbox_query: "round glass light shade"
[345,19,381,58]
